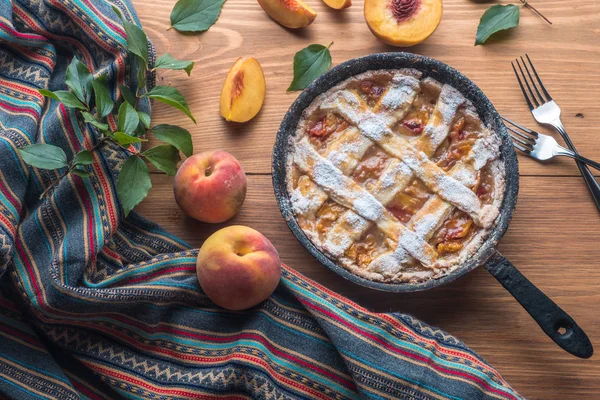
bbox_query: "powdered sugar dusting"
[398,229,435,266]
[368,252,406,276]
[345,211,365,229]
[379,161,412,190]
[450,164,477,187]
[328,139,363,160]
[353,193,384,221]
[312,160,347,192]
[380,74,420,111]
[323,232,353,257]
[478,204,500,228]
[436,85,465,122]
[290,187,323,216]
[287,68,505,284]
[323,212,370,257]
[295,139,385,223]
[358,116,388,142]
[325,133,371,174]
[378,141,486,225]
[423,85,467,149]
[412,212,441,237]
[434,172,483,223]
[469,130,502,170]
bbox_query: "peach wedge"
[364,0,442,47]
[219,57,266,123]
[257,0,317,29]
[323,0,351,10]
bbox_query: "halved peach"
[256,0,317,29]
[323,0,351,10]
[219,57,266,123]
[364,0,442,47]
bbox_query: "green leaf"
[169,0,226,32]
[151,124,193,157]
[117,102,140,135]
[133,121,147,137]
[73,150,94,165]
[81,111,109,131]
[66,56,93,104]
[125,24,149,68]
[112,5,125,19]
[475,4,520,45]
[143,144,181,176]
[81,111,95,122]
[288,43,333,91]
[113,6,148,67]
[146,86,196,123]
[92,75,114,118]
[119,85,137,106]
[138,111,151,129]
[72,168,92,178]
[39,89,86,110]
[154,53,194,76]
[136,56,147,94]
[19,144,68,169]
[113,131,145,146]
[117,155,152,216]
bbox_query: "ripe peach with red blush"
[174,150,246,223]
[196,226,281,310]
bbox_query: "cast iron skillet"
[272,53,593,359]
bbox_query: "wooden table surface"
[133,0,600,397]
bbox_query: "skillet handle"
[484,251,593,359]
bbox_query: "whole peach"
[174,150,246,223]
[196,226,281,310]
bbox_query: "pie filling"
[287,69,505,283]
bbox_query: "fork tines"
[502,116,539,153]
[512,54,553,110]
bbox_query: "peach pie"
[286,69,505,283]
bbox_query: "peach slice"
[323,0,351,10]
[364,0,442,47]
[219,57,266,123]
[256,0,317,29]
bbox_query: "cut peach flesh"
[219,57,266,123]
[364,0,442,47]
[257,0,317,29]
[323,0,351,10]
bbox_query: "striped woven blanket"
[0,0,522,399]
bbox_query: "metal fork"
[504,117,600,170]
[512,55,600,211]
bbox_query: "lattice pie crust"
[285,69,505,283]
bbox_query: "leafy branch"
[19,7,196,216]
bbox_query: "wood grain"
[132,0,600,398]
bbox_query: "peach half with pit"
[196,226,281,310]
[173,150,247,223]
[364,0,442,47]
[220,57,266,123]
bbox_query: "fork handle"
[558,149,600,172]
[551,120,600,212]
[485,251,593,359]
